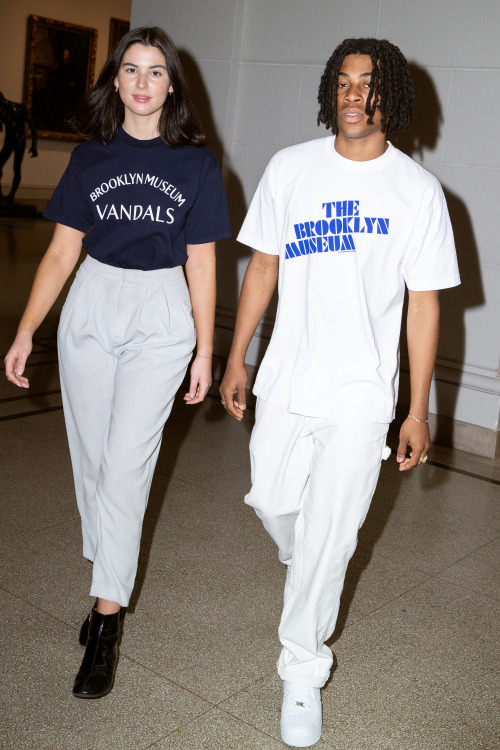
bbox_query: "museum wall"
[130,0,499,457]
[1,1,497,456]
[0,0,131,196]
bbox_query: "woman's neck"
[121,113,160,141]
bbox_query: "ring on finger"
[419,455,428,464]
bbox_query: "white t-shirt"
[237,136,460,422]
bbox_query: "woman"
[4,26,230,699]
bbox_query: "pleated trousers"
[58,255,196,606]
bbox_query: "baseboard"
[2,186,52,211]
[212,355,499,460]
[405,408,499,459]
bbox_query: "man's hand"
[219,250,278,421]
[220,361,248,421]
[396,417,430,471]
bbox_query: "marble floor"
[1,214,499,750]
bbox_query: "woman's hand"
[4,330,33,388]
[184,242,216,406]
[183,354,212,405]
[4,223,84,391]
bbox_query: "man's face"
[335,54,385,144]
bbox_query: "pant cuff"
[277,663,330,688]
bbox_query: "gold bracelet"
[196,353,213,359]
[407,414,428,423]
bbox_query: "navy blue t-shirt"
[44,127,231,270]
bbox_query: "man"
[220,38,460,748]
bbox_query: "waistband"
[81,255,185,285]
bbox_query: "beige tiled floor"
[1,215,499,749]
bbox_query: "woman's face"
[114,44,173,129]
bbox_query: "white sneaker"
[280,680,322,747]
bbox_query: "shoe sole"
[73,661,118,699]
[73,687,113,699]
[73,673,116,700]
[280,727,322,748]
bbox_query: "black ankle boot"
[73,608,121,699]
[78,602,96,646]
[79,604,125,645]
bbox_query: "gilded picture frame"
[23,15,98,141]
[108,18,130,55]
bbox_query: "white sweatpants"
[58,256,196,606]
[245,398,390,687]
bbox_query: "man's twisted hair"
[317,38,415,135]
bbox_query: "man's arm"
[220,250,279,421]
[397,289,440,471]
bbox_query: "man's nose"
[345,86,362,101]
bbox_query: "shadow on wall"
[394,64,484,446]
[332,67,486,639]
[397,64,442,159]
[177,55,486,447]
[178,50,251,344]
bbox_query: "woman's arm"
[183,241,216,405]
[4,223,84,388]
[397,289,440,471]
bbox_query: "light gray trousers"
[246,398,390,687]
[58,256,196,606]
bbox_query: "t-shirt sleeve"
[237,158,280,255]
[43,150,93,234]
[184,152,231,244]
[403,181,460,291]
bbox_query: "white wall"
[131,0,499,456]
[7,0,498,454]
[0,0,131,194]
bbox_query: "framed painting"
[108,18,130,55]
[23,15,98,141]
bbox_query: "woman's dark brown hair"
[72,26,205,147]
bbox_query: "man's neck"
[334,133,388,162]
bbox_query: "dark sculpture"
[0,92,38,203]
